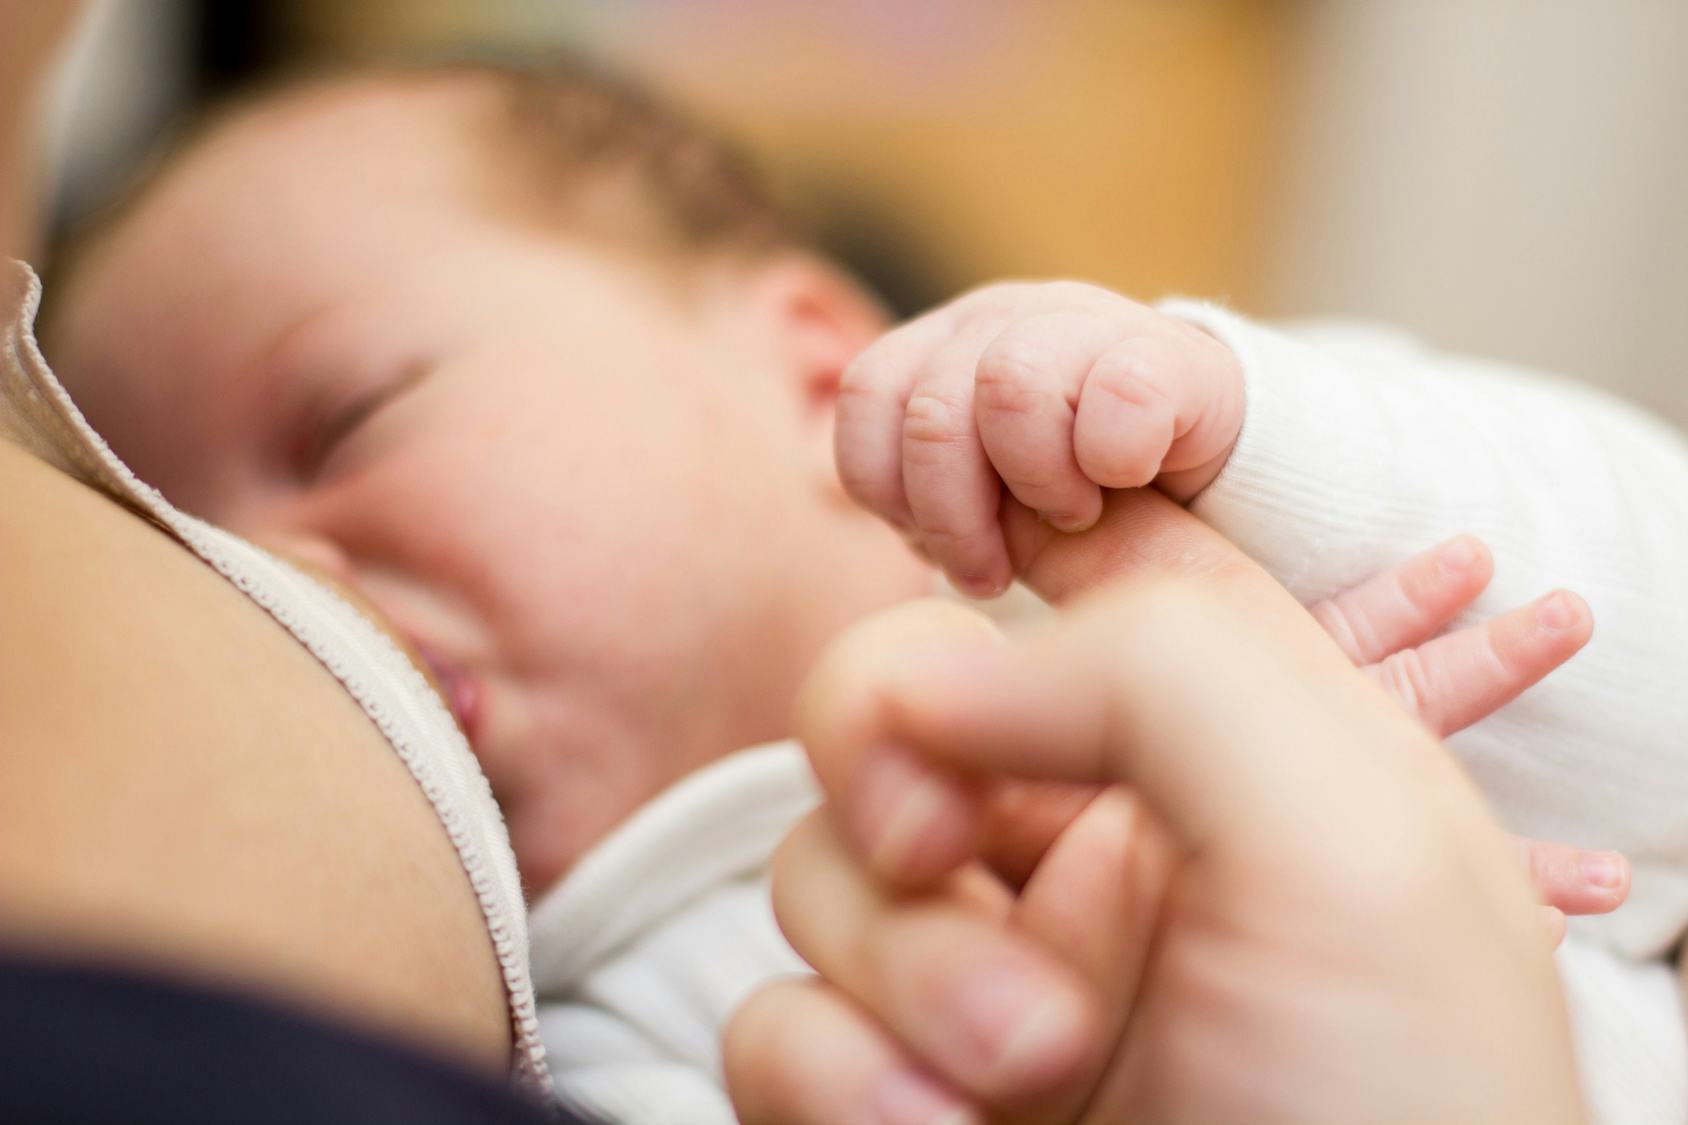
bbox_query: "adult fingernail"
[1581,851,1627,890]
[952,963,1088,1089]
[867,1067,980,1125]
[855,749,959,877]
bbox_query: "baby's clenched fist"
[836,281,1244,596]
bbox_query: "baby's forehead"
[181,76,500,210]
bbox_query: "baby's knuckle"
[1090,345,1168,399]
[975,347,1054,413]
[903,390,973,448]
[838,354,889,398]
[1378,649,1429,715]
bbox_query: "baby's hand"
[837,281,1244,596]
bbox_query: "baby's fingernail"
[854,749,964,878]
[956,573,1006,599]
[867,1067,979,1125]
[1581,851,1627,890]
[1042,511,1093,534]
[1536,591,1580,631]
[952,963,1089,1089]
[1440,535,1484,574]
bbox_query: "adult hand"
[727,490,1586,1124]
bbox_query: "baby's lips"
[262,548,484,743]
[413,641,484,744]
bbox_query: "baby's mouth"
[414,641,484,745]
[269,550,485,744]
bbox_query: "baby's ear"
[743,252,892,493]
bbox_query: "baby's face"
[53,79,928,889]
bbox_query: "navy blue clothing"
[0,956,593,1124]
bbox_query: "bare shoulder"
[0,439,511,1071]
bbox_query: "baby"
[42,60,1685,1123]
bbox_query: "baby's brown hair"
[466,58,795,261]
[48,54,799,325]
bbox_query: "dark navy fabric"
[0,956,595,1124]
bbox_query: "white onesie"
[535,306,1688,1124]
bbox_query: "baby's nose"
[260,532,355,585]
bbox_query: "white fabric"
[0,259,549,1089]
[531,743,818,1125]
[1169,301,1688,1124]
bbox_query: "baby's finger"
[1309,535,1494,665]
[974,311,1114,532]
[903,334,1015,596]
[1072,330,1243,500]
[725,978,982,1125]
[771,811,1100,1104]
[1366,589,1593,736]
[1515,836,1630,917]
[836,310,959,530]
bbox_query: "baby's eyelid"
[297,364,431,480]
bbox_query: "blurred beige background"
[47,0,1688,424]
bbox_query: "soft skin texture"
[50,76,931,892]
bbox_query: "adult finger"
[1367,589,1593,736]
[1309,535,1494,665]
[725,978,982,1125]
[796,599,1003,885]
[1008,787,1175,1124]
[876,567,1477,865]
[1003,486,1259,608]
[770,811,1100,1103]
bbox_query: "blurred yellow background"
[287,0,1294,315]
